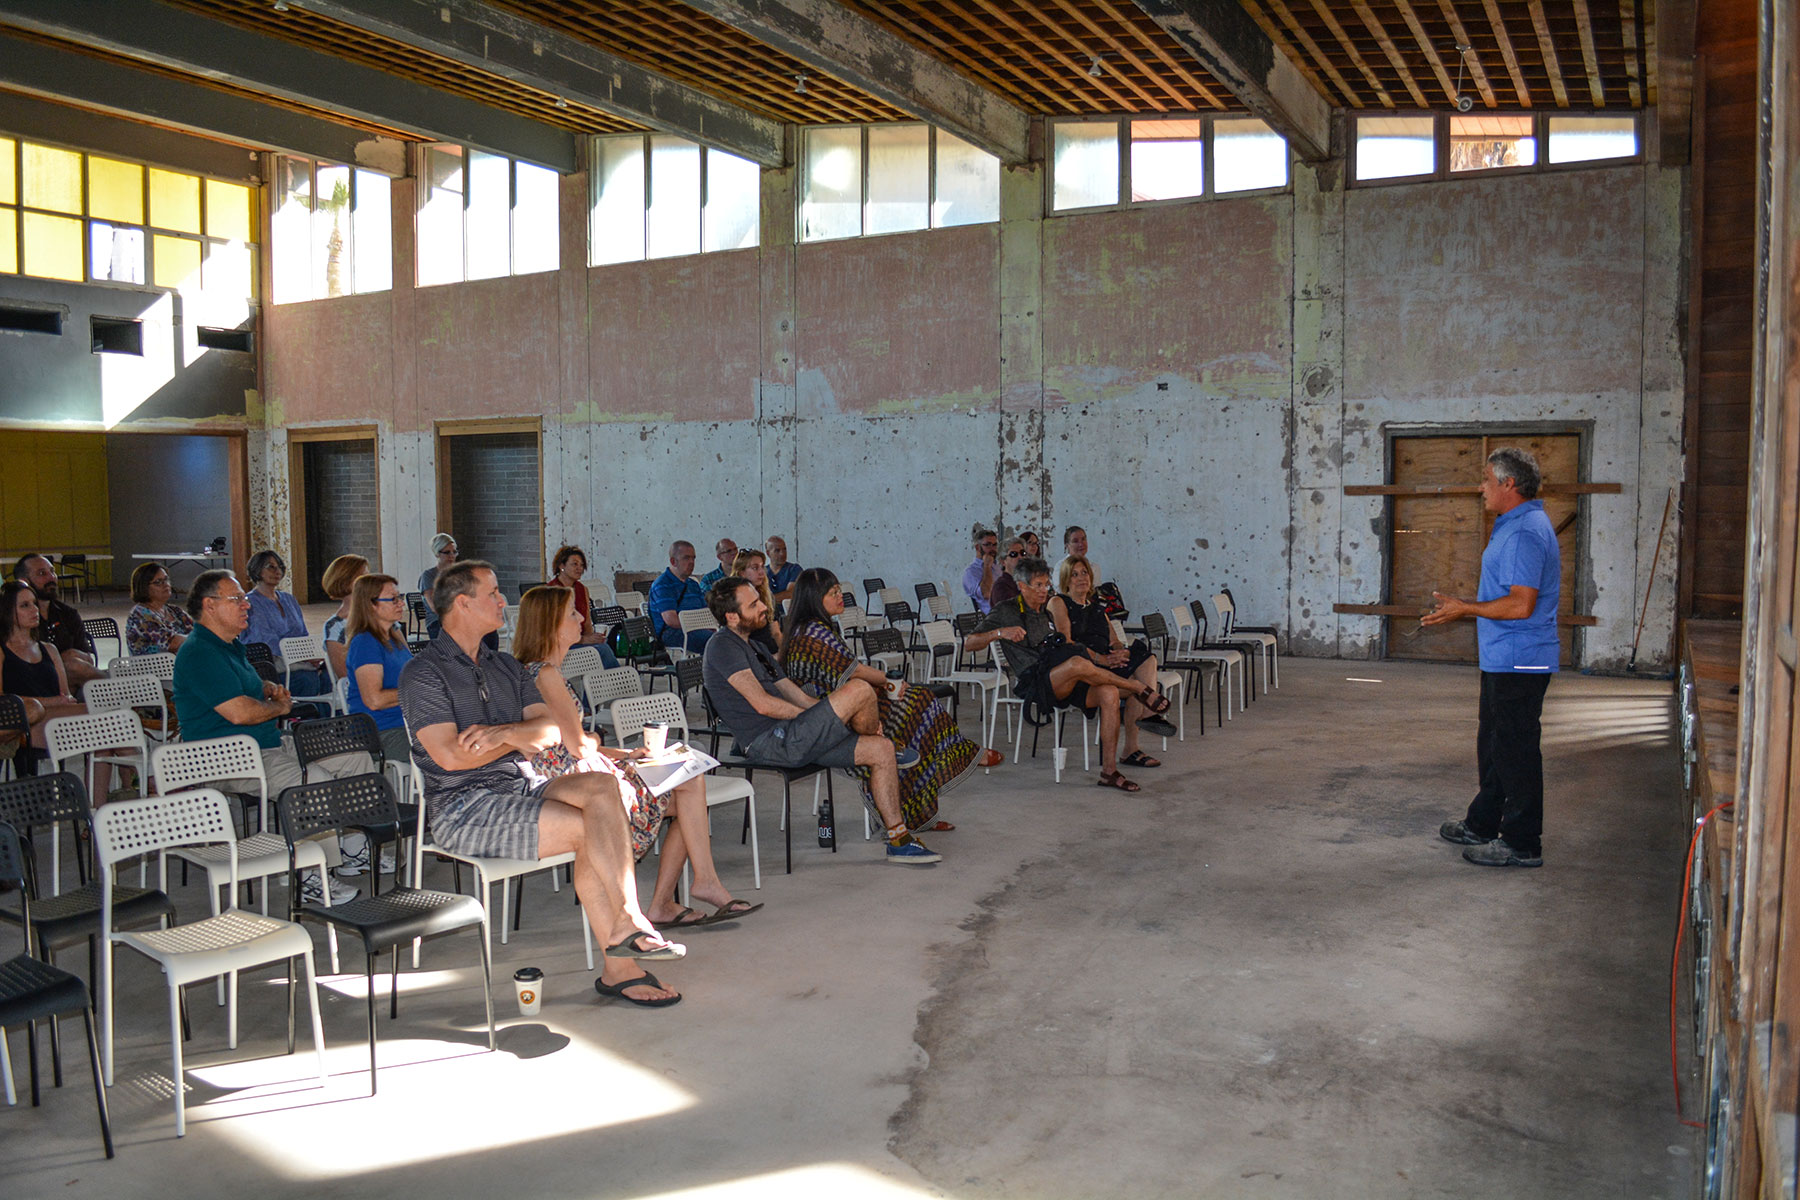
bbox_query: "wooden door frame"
[1380,421,1593,665]
[287,426,381,604]
[434,418,545,587]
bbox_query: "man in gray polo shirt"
[701,575,939,865]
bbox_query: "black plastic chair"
[82,617,121,666]
[406,596,433,648]
[700,686,837,874]
[290,714,411,892]
[1190,600,1259,705]
[243,641,276,674]
[0,693,41,781]
[278,773,493,1095]
[913,582,938,604]
[1142,612,1221,731]
[0,820,113,1158]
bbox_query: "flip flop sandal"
[1098,771,1142,792]
[694,899,765,926]
[923,820,956,832]
[604,931,687,960]
[658,906,711,929]
[595,970,682,1008]
[1120,750,1162,768]
[977,748,1006,768]
[1138,689,1173,716]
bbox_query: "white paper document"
[631,744,720,797]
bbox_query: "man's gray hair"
[1487,447,1542,500]
[1013,555,1051,586]
[432,559,495,617]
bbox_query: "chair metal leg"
[2,1026,15,1106]
[286,956,297,1055]
[169,982,187,1136]
[390,945,400,1020]
[47,999,62,1087]
[80,1008,113,1158]
[26,1018,40,1107]
[782,776,792,875]
[364,953,379,1096]
[477,921,495,1052]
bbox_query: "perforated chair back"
[914,582,938,602]
[925,594,953,621]
[953,611,982,636]
[677,608,719,638]
[561,646,604,688]
[243,642,276,671]
[0,771,91,838]
[1141,611,1170,646]
[619,614,655,648]
[92,789,236,875]
[862,578,885,602]
[922,619,958,654]
[111,651,175,683]
[278,773,398,846]
[864,627,905,661]
[615,590,647,615]
[84,617,122,667]
[0,693,30,738]
[151,735,267,820]
[291,712,384,779]
[585,665,645,711]
[609,693,689,746]
[83,674,166,713]
[883,600,916,627]
[592,604,627,632]
[674,656,706,698]
[45,709,146,773]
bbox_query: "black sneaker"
[1462,839,1543,868]
[1438,819,1488,846]
[1136,716,1179,739]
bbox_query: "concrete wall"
[259,154,1685,671]
[106,433,234,581]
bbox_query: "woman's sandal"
[1120,750,1162,769]
[924,820,956,832]
[1097,771,1141,792]
[595,970,682,1008]
[977,748,1005,768]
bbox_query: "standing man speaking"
[1424,447,1562,869]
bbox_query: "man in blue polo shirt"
[648,540,711,652]
[1423,447,1562,868]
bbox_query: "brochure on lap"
[632,744,719,797]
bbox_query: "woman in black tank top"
[1,581,84,748]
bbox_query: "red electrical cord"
[1672,800,1736,1128]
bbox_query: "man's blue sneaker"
[885,834,941,865]
[895,746,922,770]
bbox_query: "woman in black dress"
[1048,555,1174,768]
[0,580,84,748]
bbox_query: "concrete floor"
[2,653,1699,1198]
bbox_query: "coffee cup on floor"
[643,722,671,755]
[513,966,544,1016]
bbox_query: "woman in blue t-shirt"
[344,573,414,764]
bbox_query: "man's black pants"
[1463,671,1552,857]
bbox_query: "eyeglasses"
[209,592,251,605]
[471,663,490,706]
[375,595,403,605]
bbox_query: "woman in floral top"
[125,561,193,656]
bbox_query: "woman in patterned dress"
[513,585,760,928]
[125,561,194,656]
[779,568,1001,833]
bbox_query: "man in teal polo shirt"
[173,568,373,901]
[1423,447,1562,869]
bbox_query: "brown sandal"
[1097,771,1141,792]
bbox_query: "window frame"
[798,123,1000,243]
[1047,113,1292,216]
[589,132,764,266]
[1349,111,1643,188]
[0,133,257,297]
[415,143,559,287]
[273,154,394,303]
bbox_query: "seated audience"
[320,553,369,681]
[13,555,100,691]
[125,561,194,656]
[400,560,686,1007]
[549,545,620,667]
[343,574,414,765]
[0,581,84,749]
[961,527,1001,614]
[1051,554,1177,747]
[1020,530,1042,559]
[514,585,759,930]
[1057,526,1092,584]
[172,569,374,902]
[697,537,738,591]
[418,533,458,614]
[702,575,940,865]
[780,568,1000,834]
[990,537,1026,608]
[765,536,801,602]
[649,540,711,652]
[965,556,1172,793]
[244,550,329,698]
[730,548,782,654]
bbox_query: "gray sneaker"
[1438,819,1488,846]
[1462,839,1543,868]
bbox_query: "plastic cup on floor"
[1053,747,1068,772]
[513,966,544,1017]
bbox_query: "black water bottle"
[817,793,835,848]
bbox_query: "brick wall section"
[446,432,541,598]
[302,439,379,598]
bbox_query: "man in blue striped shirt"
[1424,447,1562,869]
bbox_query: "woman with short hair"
[320,553,370,681]
[549,545,617,663]
[780,567,1001,833]
[513,585,760,931]
[418,533,457,614]
[124,560,194,656]
[344,573,413,764]
[243,549,329,698]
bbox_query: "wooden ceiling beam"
[1570,0,1606,105]
[1346,0,1430,108]
[676,0,1031,163]
[1040,0,1186,110]
[1240,0,1362,109]
[954,0,1139,112]
[288,0,785,165]
[1434,0,1497,108]
[1524,0,1572,107]
[1653,0,1696,164]
[1307,0,1396,107]
[1478,0,1532,106]
[1619,0,1642,107]
[855,0,1057,113]
[1087,0,1226,109]
[1129,0,1333,159]
[1389,0,1460,105]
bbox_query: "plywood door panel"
[0,432,110,568]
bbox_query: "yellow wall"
[0,431,111,580]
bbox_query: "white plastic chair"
[610,691,760,893]
[1213,592,1278,690]
[1109,619,1185,747]
[1168,605,1240,720]
[92,789,327,1132]
[615,590,647,616]
[82,674,172,744]
[923,620,994,745]
[278,635,341,713]
[583,666,646,740]
[44,710,150,892]
[561,645,604,693]
[985,643,1024,767]
[109,651,175,686]
[676,607,718,652]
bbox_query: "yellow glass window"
[205,178,252,242]
[0,207,16,273]
[87,156,144,223]
[22,143,82,214]
[148,168,202,233]
[0,138,15,205]
[153,233,201,290]
[22,211,84,280]
[203,239,252,299]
